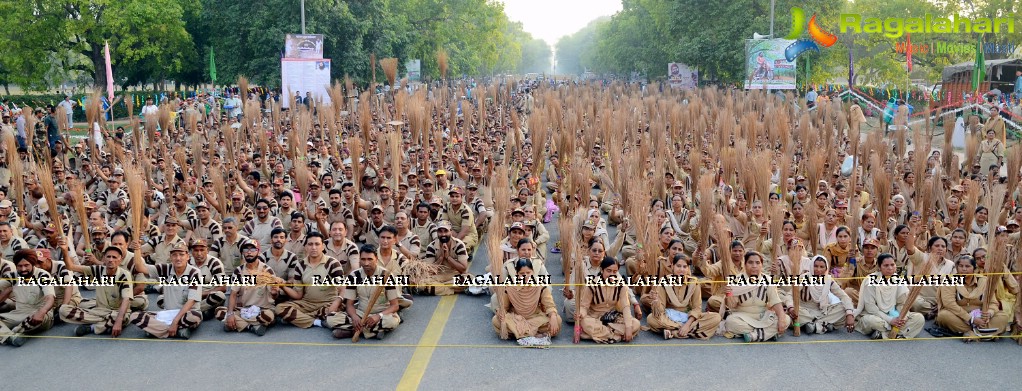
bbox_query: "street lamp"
[301,0,306,34]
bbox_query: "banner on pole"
[281,59,331,108]
[744,39,797,90]
[406,59,421,82]
[284,34,325,59]
[667,63,698,89]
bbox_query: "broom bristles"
[3,131,24,211]
[381,58,398,88]
[437,49,449,79]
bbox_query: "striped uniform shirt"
[82,265,134,310]
[262,249,299,281]
[325,239,360,274]
[344,267,401,315]
[292,256,345,303]
[144,263,202,310]
[191,255,225,291]
[423,238,469,269]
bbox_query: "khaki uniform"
[191,255,227,312]
[416,239,469,296]
[492,286,559,339]
[410,219,437,247]
[642,280,721,339]
[130,264,203,338]
[935,276,1011,336]
[59,266,138,335]
[325,267,402,339]
[0,237,29,262]
[443,203,477,251]
[0,268,56,344]
[216,262,277,332]
[578,285,640,343]
[723,275,791,342]
[262,249,299,281]
[276,256,345,328]
[324,239,359,275]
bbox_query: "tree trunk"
[91,44,106,90]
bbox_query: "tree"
[0,0,198,91]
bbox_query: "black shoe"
[250,325,267,336]
[75,324,93,336]
[177,328,191,340]
[374,330,386,340]
[332,329,354,339]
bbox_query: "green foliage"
[1,0,550,91]
[0,0,197,90]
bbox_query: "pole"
[770,0,775,37]
[301,0,306,34]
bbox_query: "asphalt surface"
[3,210,1022,390]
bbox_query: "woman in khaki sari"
[577,257,640,344]
[641,253,721,339]
[723,251,790,342]
[934,255,1012,342]
[493,259,561,347]
[796,256,855,334]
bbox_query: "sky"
[500,0,622,46]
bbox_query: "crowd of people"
[0,77,1019,349]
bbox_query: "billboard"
[744,39,797,90]
[284,34,324,59]
[282,59,331,108]
[406,59,421,82]
[668,63,698,89]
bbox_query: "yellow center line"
[397,295,458,391]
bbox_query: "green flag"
[972,36,984,91]
[209,47,217,83]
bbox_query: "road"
[3,213,1021,390]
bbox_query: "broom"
[965,133,979,173]
[69,179,93,254]
[351,266,392,343]
[381,58,398,89]
[239,76,250,108]
[962,179,980,232]
[437,49,448,80]
[942,112,955,174]
[3,131,24,211]
[350,138,362,195]
[871,153,891,235]
[37,161,67,258]
[1005,145,1021,200]
[489,164,510,339]
[123,162,146,266]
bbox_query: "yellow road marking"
[397,295,458,391]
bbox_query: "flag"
[209,47,217,83]
[104,41,114,101]
[906,33,913,72]
[972,36,985,91]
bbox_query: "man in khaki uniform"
[0,250,56,347]
[444,187,478,252]
[189,239,227,318]
[141,217,185,265]
[276,232,345,328]
[60,246,136,337]
[129,242,203,339]
[216,241,278,336]
[326,245,401,339]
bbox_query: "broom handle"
[352,268,392,342]
[888,259,934,338]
